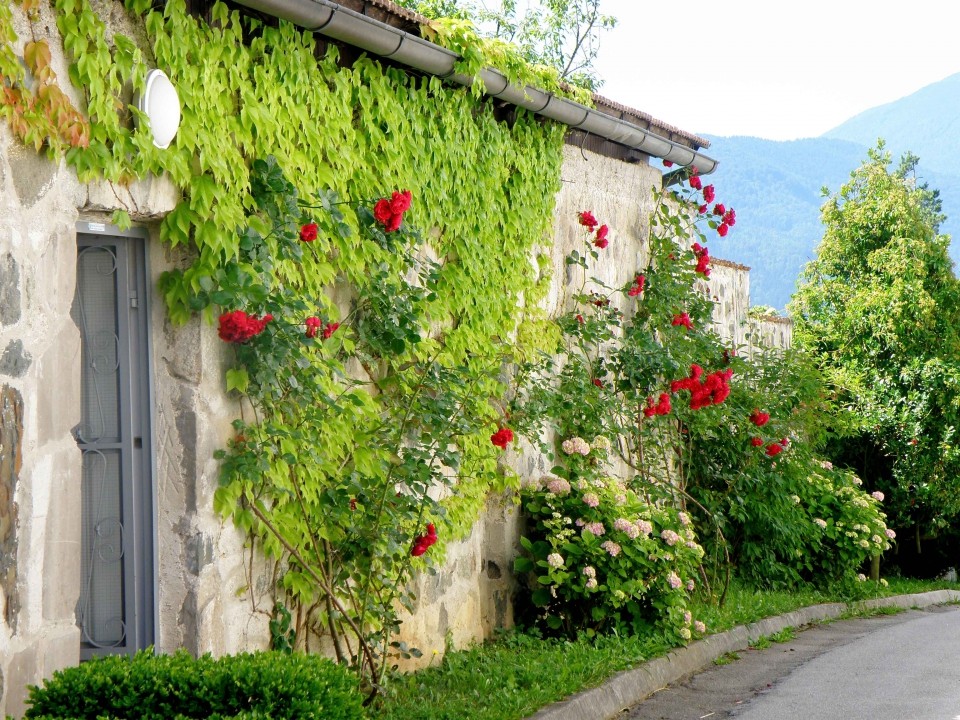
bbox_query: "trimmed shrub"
[24,650,365,720]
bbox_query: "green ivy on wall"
[0,0,566,691]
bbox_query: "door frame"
[75,220,159,657]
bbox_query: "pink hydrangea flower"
[584,522,606,536]
[661,529,680,546]
[614,518,640,539]
[582,492,600,508]
[601,541,621,557]
[667,571,682,589]
[871,491,885,502]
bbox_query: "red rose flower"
[750,437,764,447]
[627,274,645,297]
[712,203,726,217]
[390,189,412,215]
[349,498,357,511]
[703,185,716,204]
[593,378,603,388]
[689,175,702,190]
[766,443,783,457]
[749,410,770,427]
[578,210,599,230]
[723,208,736,226]
[490,427,514,449]
[373,199,393,225]
[374,190,412,233]
[218,310,271,343]
[412,523,438,556]
[698,204,708,215]
[672,312,693,330]
[662,159,674,168]
[305,316,322,338]
[299,222,319,242]
[594,224,609,248]
[322,322,340,340]
[576,314,585,324]
[717,223,729,238]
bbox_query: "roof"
[711,258,751,272]
[336,0,709,151]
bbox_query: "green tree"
[395,0,616,88]
[791,142,960,550]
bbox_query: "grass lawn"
[375,577,960,720]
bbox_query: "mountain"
[704,73,960,311]
[823,73,960,176]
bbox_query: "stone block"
[3,644,39,719]
[0,254,21,326]
[42,462,81,623]
[8,142,57,209]
[34,325,80,447]
[81,176,180,220]
[0,340,31,378]
[0,385,22,630]
[40,624,80,678]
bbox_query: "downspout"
[230,0,718,178]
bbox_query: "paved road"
[623,605,960,720]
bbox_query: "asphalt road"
[622,605,960,720]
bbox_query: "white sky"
[592,0,960,140]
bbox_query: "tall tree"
[791,142,960,548]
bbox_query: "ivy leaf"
[226,367,249,394]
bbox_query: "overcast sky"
[592,0,960,140]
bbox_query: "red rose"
[723,208,736,226]
[594,224,609,247]
[576,314,585,324]
[672,312,693,330]
[766,443,783,457]
[699,204,708,214]
[712,203,726,217]
[717,223,729,238]
[662,160,674,168]
[593,378,603,388]
[218,310,271,343]
[305,316,322,339]
[490,427,514,449]
[703,185,716,204]
[689,175,702,190]
[578,211,599,230]
[389,189,412,215]
[299,222,319,242]
[322,322,340,340]
[749,410,770,427]
[373,199,393,225]
[349,498,357,511]
[750,437,763,447]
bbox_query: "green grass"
[713,651,741,666]
[375,577,960,720]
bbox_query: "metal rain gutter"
[232,0,718,176]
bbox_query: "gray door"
[72,224,156,658]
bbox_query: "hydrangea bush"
[515,439,706,643]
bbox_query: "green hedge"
[23,650,365,720]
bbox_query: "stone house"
[0,0,789,716]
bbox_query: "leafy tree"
[791,142,960,550]
[395,0,616,88]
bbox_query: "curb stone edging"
[524,589,960,720]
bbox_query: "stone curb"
[525,589,960,720]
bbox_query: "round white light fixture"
[136,69,181,149]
